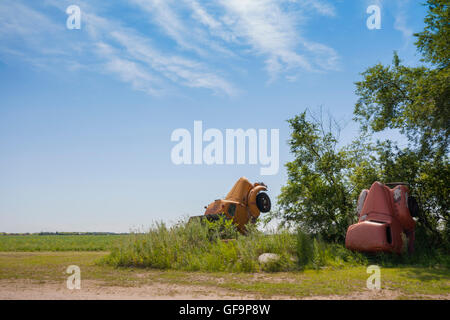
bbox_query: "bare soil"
[0,279,447,300]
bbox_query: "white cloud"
[131,0,193,50]
[0,0,236,96]
[296,0,337,17]
[110,31,237,96]
[218,0,339,79]
[183,0,237,43]
[0,0,339,95]
[0,1,61,37]
[186,0,221,30]
[85,7,237,96]
[394,0,413,41]
[372,0,413,47]
[131,0,339,79]
[394,14,413,39]
[0,0,67,66]
[221,0,311,78]
[87,11,237,96]
[95,42,164,96]
[131,0,215,56]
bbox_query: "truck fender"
[247,186,267,218]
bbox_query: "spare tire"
[256,192,271,213]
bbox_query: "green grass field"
[0,252,448,299]
[0,230,448,299]
[0,234,129,251]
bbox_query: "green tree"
[354,52,449,154]
[415,0,449,68]
[354,0,449,153]
[374,141,449,245]
[274,110,354,242]
[274,0,449,247]
[353,0,449,245]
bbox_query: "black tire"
[256,192,271,213]
[408,196,419,217]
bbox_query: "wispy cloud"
[0,1,60,38]
[130,0,339,79]
[131,0,201,54]
[370,0,413,47]
[110,30,236,95]
[183,0,237,43]
[0,0,339,95]
[297,0,337,17]
[0,0,67,65]
[0,0,237,96]
[218,0,339,79]
[85,8,237,96]
[394,0,414,42]
[95,42,164,96]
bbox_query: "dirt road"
[0,279,257,300]
[1,279,447,300]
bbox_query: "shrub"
[104,217,300,272]
[296,228,313,268]
[103,218,445,273]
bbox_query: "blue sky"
[0,0,427,232]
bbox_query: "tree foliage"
[415,0,450,68]
[353,0,449,154]
[273,0,449,247]
[352,0,449,245]
[276,110,353,242]
[354,52,449,154]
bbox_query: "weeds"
[103,218,366,272]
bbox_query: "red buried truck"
[345,182,419,254]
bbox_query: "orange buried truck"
[345,182,419,254]
[191,177,271,233]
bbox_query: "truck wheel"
[256,192,271,213]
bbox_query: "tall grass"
[103,217,367,272]
[294,229,368,269]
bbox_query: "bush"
[103,217,449,272]
[296,228,313,268]
[105,216,296,272]
[294,228,367,269]
[103,218,375,272]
